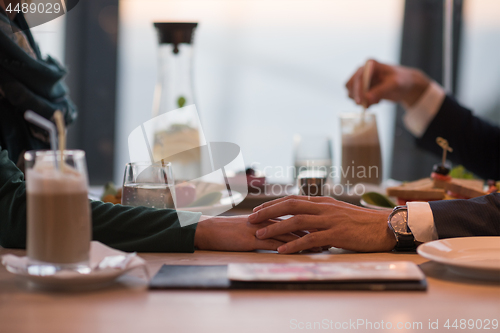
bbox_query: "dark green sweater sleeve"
[90,201,199,252]
[0,147,201,252]
[0,147,27,248]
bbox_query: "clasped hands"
[194,195,395,253]
[248,196,396,254]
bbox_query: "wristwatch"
[387,205,417,251]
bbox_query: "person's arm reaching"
[402,81,445,138]
[402,82,500,180]
[416,96,500,180]
[346,59,431,109]
[346,59,500,180]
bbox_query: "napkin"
[1,241,148,279]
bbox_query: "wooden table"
[1,247,499,333]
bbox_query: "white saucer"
[417,237,500,281]
[2,242,148,290]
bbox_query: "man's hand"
[345,59,431,108]
[194,215,301,252]
[248,196,396,254]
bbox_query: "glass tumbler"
[339,113,382,185]
[293,135,333,182]
[25,150,92,275]
[121,161,177,209]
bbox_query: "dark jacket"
[430,193,500,238]
[418,96,500,238]
[416,95,500,180]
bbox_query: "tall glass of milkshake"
[25,150,92,275]
[340,113,382,185]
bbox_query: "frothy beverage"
[340,113,382,185]
[26,156,91,266]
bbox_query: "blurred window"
[30,15,66,63]
[115,0,499,185]
[115,0,404,184]
[457,0,500,124]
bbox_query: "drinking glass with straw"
[24,110,59,169]
[53,111,67,171]
[23,110,92,274]
[339,60,383,185]
[25,110,68,170]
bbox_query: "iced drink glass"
[340,113,382,185]
[25,150,92,275]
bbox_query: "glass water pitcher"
[152,22,198,116]
[151,22,203,181]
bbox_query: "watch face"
[390,210,411,236]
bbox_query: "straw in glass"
[24,110,59,169]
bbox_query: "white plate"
[417,237,500,281]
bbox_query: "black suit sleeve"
[415,96,500,180]
[429,193,500,239]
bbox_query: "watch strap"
[394,233,416,251]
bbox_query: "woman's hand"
[248,196,396,254]
[346,59,431,108]
[194,215,302,252]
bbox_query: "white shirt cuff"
[407,201,438,243]
[402,81,446,138]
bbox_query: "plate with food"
[361,169,493,209]
[360,192,397,210]
[361,137,498,209]
[100,181,243,216]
